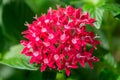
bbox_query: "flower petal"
[66,68,71,76]
[41,64,47,72]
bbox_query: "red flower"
[20,5,100,76]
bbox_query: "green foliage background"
[0,0,120,80]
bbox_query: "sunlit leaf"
[0,45,38,70]
[83,5,104,29]
[104,53,117,68]
[84,0,105,7]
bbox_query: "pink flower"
[20,5,100,76]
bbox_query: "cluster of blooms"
[20,6,100,76]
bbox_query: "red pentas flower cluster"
[20,6,100,76]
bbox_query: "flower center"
[54,54,59,60]
[43,58,49,64]
[41,28,47,32]
[43,42,50,47]
[48,33,54,39]
[45,19,49,23]
[72,38,77,44]
[27,43,31,48]
[32,33,36,37]
[60,34,66,40]
[76,53,85,59]
[33,52,39,57]
[65,62,70,67]
[35,37,40,41]
[76,53,81,59]
[64,25,70,29]
[37,21,41,25]
[65,45,71,51]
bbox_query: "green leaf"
[83,5,104,29]
[99,68,118,80]
[0,0,2,5]
[0,28,5,53]
[56,71,66,80]
[0,1,3,26]
[0,66,14,79]
[94,28,109,50]
[0,53,1,59]
[70,1,83,8]
[42,70,57,80]
[25,0,56,15]
[2,0,35,43]
[104,4,120,18]
[117,76,120,80]
[104,53,117,68]
[99,30,109,50]
[83,0,105,7]
[0,45,38,70]
[0,77,2,80]
[94,8,104,29]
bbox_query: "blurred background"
[0,0,120,80]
